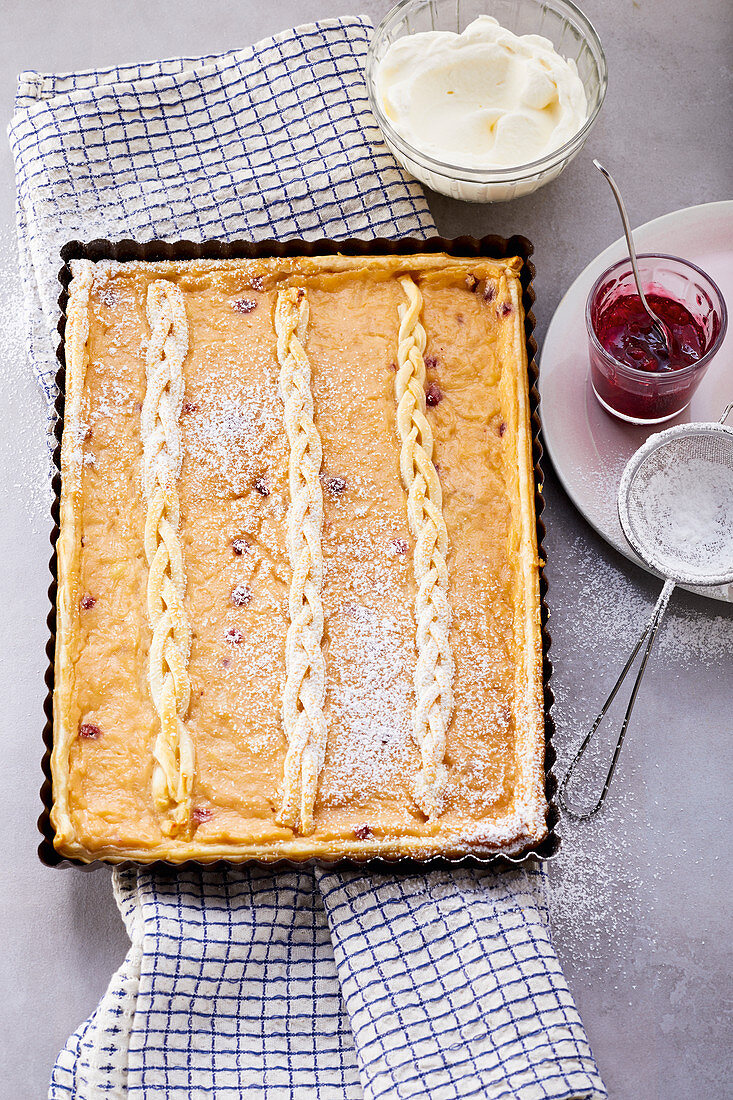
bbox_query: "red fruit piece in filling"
[498,302,513,317]
[80,594,96,610]
[466,274,479,292]
[354,824,373,840]
[225,627,244,645]
[79,722,101,740]
[182,400,199,414]
[483,283,496,303]
[389,538,408,556]
[326,476,347,495]
[193,807,213,824]
[232,537,250,555]
[254,477,270,497]
[234,298,257,313]
[231,584,252,607]
[426,383,443,407]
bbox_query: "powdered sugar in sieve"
[619,424,733,587]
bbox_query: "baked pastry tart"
[51,251,546,862]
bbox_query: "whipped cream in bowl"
[367,0,607,203]
[378,16,587,171]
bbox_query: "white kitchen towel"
[10,15,607,1100]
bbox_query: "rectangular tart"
[51,250,546,862]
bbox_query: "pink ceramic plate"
[539,200,733,603]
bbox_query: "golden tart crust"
[52,252,546,862]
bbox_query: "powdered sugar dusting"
[0,231,54,533]
[322,600,415,805]
[91,374,140,423]
[545,556,656,990]
[318,463,417,808]
[545,526,733,1000]
[551,532,733,668]
[184,380,282,497]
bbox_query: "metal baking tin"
[40,234,560,871]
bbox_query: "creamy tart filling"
[51,252,546,862]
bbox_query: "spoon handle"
[593,159,668,349]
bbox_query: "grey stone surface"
[0,2,730,1097]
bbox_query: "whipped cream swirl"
[376,15,588,170]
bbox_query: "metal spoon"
[594,159,673,355]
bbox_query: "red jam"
[589,284,719,422]
[593,292,707,373]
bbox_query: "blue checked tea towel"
[10,16,607,1100]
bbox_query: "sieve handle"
[558,578,676,820]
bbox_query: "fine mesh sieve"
[559,403,733,819]
[619,424,733,588]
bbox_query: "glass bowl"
[586,254,728,425]
[366,0,607,203]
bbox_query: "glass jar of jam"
[586,254,727,424]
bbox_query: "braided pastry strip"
[53,262,94,829]
[396,276,455,819]
[58,261,93,637]
[275,288,327,835]
[141,280,194,837]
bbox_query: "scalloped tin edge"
[40,234,559,872]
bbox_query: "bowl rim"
[585,252,729,381]
[366,0,608,182]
